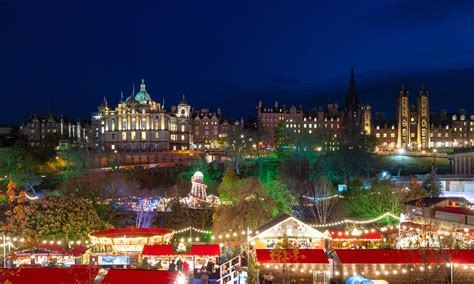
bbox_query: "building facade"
[191,108,243,149]
[257,68,372,147]
[258,68,473,151]
[92,80,192,152]
[20,113,89,148]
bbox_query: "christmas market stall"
[12,243,89,267]
[255,248,329,283]
[141,244,220,275]
[251,214,330,250]
[326,229,384,249]
[89,227,174,267]
[331,249,474,283]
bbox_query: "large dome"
[134,90,151,103]
[128,79,152,104]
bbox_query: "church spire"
[345,66,359,110]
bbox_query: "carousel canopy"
[334,249,474,264]
[90,227,174,253]
[142,244,220,257]
[256,249,328,264]
[252,214,330,240]
[90,227,173,238]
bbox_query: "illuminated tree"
[57,147,92,182]
[308,177,339,224]
[2,182,28,235]
[224,127,257,175]
[330,123,377,184]
[0,148,41,195]
[423,168,442,198]
[343,179,402,223]
[213,177,275,240]
[270,234,304,284]
[217,164,241,204]
[18,196,110,242]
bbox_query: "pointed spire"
[120,91,124,102]
[346,66,359,110]
[132,82,135,96]
[162,97,165,108]
[421,82,424,92]
[401,82,405,92]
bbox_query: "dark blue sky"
[2,0,474,123]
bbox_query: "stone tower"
[397,84,410,148]
[416,85,430,149]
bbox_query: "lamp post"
[432,148,437,168]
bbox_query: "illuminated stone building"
[92,80,192,153]
[257,102,303,140]
[258,68,372,146]
[375,89,473,151]
[191,108,243,149]
[21,113,89,147]
[395,85,430,150]
[258,68,473,151]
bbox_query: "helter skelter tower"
[188,171,208,207]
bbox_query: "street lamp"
[432,148,437,168]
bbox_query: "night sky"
[2,0,474,123]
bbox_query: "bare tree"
[309,177,339,224]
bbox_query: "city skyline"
[2,1,474,123]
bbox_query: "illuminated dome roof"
[135,79,151,104]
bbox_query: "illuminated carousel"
[89,227,174,266]
[89,227,174,253]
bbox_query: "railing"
[217,255,241,284]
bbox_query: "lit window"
[155,132,159,139]
[141,131,146,140]
[181,125,185,132]
[131,131,136,140]
[111,144,115,150]
[122,132,126,140]
[181,135,185,141]
[376,133,380,138]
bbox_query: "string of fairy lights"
[310,212,400,228]
[2,212,470,246]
